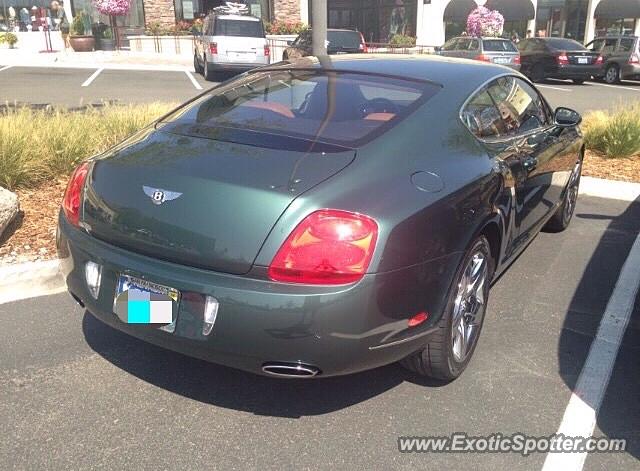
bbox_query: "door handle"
[522,156,538,172]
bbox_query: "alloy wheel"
[605,65,619,84]
[451,251,488,362]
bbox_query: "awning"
[444,0,535,22]
[595,0,640,19]
[487,0,535,21]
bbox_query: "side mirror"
[286,40,293,46]
[554,107,582,126]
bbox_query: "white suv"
[194,13,270,81]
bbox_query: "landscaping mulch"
[0,150,638,266]
[0,180,66,265]
[583,150,640,183]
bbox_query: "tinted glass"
[461,90,506,139]
[442,38,459,51]
[214,19,264,37]
[483,39,518,52]
[588,39,605,51]
[545,38,586,51]
[456,38,471,50]
[327,31,362,49]
[619,38,635,52]
[470,39,480,49]
[162,70,439,147]
[487,76,548,135]
[602,38,618,53]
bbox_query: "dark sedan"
[57,55,584,381]
[519,37,603,84]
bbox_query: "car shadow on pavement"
[559,196,640,460]
[82,312,445,418]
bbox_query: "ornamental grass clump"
[582,105,640,159]
[0,103,175,190]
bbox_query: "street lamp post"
[311,0,327,56]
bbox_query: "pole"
[311,0,327,56]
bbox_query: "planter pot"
[99,38,115,51]
[69,35,95,52]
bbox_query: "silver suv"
[194,13,270,81]
[586,36,640,83]
[437,37,521,70]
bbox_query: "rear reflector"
[62,162,89,227]
[209,42,218,55]
[595,55,604,65]
[630,53,639,64]
[268,209,378,285]
[556,52,569,65]
[474,54,491,62]
[514,54,521,65]
[264,45,271,57]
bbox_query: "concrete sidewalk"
[0,48,193,71]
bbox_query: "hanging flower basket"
[466,6,504,37]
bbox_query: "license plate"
[493,57,510,64]
[114,274,180,331]
[229,52,253,61]
[577,57,589,64]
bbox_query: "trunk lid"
[83,129,355,274]
[566,50,600,65]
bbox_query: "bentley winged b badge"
[143,186,183,205]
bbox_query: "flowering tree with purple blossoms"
[466,6,504,37]
[93,0,130,48]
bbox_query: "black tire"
[572,79,585,85]
[543,158,582,232]
[400,236,494,381]
[193,53,203,74]
[203,58,215,82]
[530,63,545,83]
[604,64,620,84]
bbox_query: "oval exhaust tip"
[262,362,320,378]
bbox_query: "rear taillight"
[359,33,368,52]
[62,162,89,227]
[629,53,639,64]
[595,55,604,65]
[268,209,378,285]
[264,44,271,57]
[514,54,521,65]
[209,42,218,55]
[474,54,491,62]
[556,52,569,65]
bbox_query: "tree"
[92,0,131,49]
[466,6,504,38]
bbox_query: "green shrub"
[389,34,416,47]
[0,103,175,190]
[583,105,640,158]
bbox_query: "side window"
[602,38,618,53]
[487,76,549,135]
[587,39,605,52]
[461,89,507,139]
[532,39,546,52]
[469,39,480,50]
[442,38,459,51]
[619,38,635,52]
[457,38,471,50]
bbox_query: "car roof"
[453,36,511,41]
[268,54,515,94]
[593,35,638,39]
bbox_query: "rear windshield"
[327,31,362,49]
[214,19,264,38]
[161,69,439,149]
[483,39,518,52]
[545,38,586,51]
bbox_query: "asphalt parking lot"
[1,64,639,114]
[1,195,638,470]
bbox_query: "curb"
[579,177,640,202]
[0,259,66,304]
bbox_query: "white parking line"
[185,70,203,90]
[81,68,104,87]
[0,65,13,72]
[537,84,573,92]
[541,232,640,471]
[589,82,640,92]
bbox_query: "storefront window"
[72,0,145,28]
[595,18,637,37]
[536,0,588,41]
[179,0,269,22]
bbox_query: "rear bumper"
[551,64,602,80]
[57,214,458,378]
[207,61,267,72]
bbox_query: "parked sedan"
[438,36,521,70]
[518,37,603,83]
[282,29,367,60]
[57,55,584,381]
